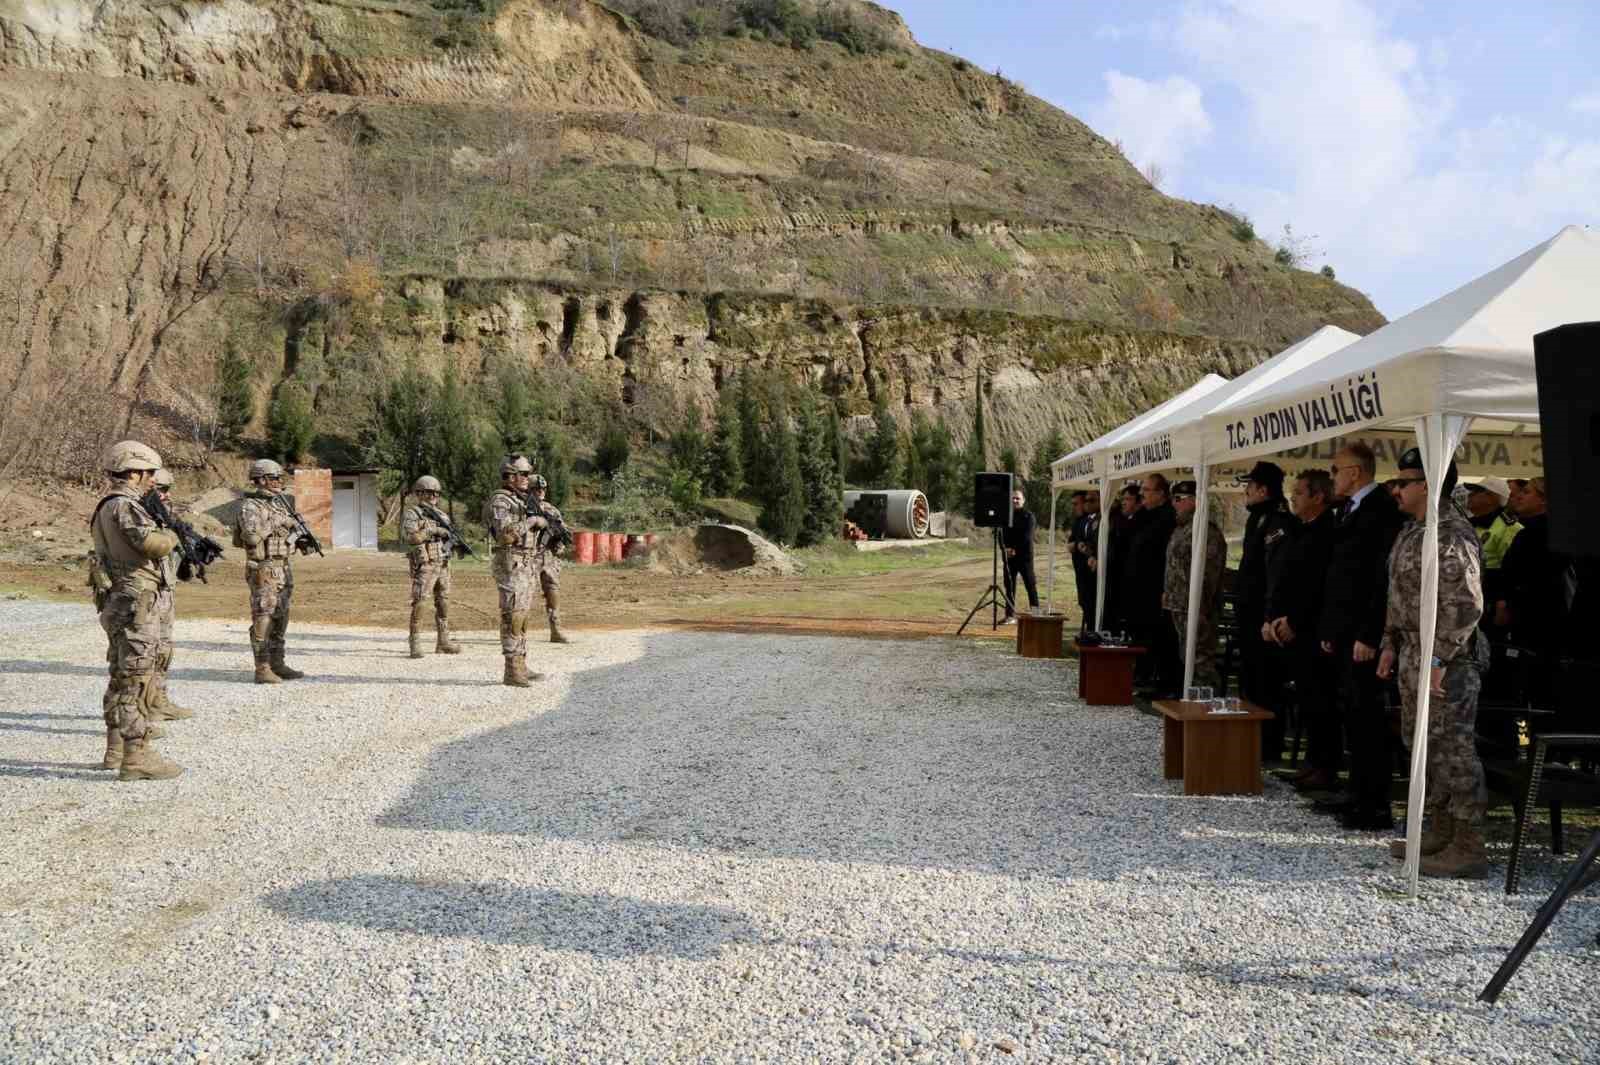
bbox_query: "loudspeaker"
[973,472,1014,528]
[1533,322,1600,557]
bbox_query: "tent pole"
[1182,465,1210,693]
[1402,413,1472,896]
[1095,471,1113,631]
[1046,487,1059,614]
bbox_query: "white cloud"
[1088,70,1212,184]
[1170,0,1600,316]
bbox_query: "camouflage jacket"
[91,483,175,593]
[484,489,540,553]
[1163,510,1225,613]
[402,504,449,565]
[1382,503,1484,663]
[238,490,299,562]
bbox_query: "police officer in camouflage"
[485,455,549,687]
[1162,480,1226,693]
[529,473,571,645]
[89,441,182,780]
[1378,448,1491,878]
[401,475,463,659]
[237,459,307,684]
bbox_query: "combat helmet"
[152,468,175,489]
[413,475,442,493]
[501,454,534,477]
[248,459,285,481]
[102,440,162,474]
[530,474,548,492]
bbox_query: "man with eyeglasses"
[1313,443,1404,829]
[1377,448,1489,877]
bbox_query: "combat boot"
[409,627,425,659]
[102,727,124,771]
[1419,824,1489,879]
[546,592,571,644]
[254,657,282,685]
[1390,814,1454,859]
[435,615,461,654]
[149,685,196,721]
[269,654,305,680]
[117,737,184,781]
[503,656,531,688]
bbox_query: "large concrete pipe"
[842,489,931,539]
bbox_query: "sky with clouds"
[894,0,1600,319]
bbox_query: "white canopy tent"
[1046,374,1232,629]
[1180,224,1597,894]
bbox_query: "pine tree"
[736,370,769,496]
[863,395,902,487]
[493,366,538,456]
[595,423,631,478]
[925,417,960,513]
[904,411,930,495]
[668,403,707,479]
[757,385,804,545]
[214,339,255,446]
[428,369,481,521]
[266,381,316,466]
[531,425,573,507]
[825,402,848,493]
[705,387,744,497]
[367,361,437,512]
[1028,429,1066,527]
[1000,446,1021,477]
[795,392,842,547]
[959,370,988,517]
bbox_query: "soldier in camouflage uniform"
[485,455,549,687]
[1162,480,1226,692]
[142,468,198,721]
[89,441,182,780]
[401,475,463,659]
[529,473,571,645]
[237,459,307,684]
[1379,447,1490,878]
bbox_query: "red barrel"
[574,530,596,565]
[623,534,645,559]
[608,533,625,563]
[644,533,658,550]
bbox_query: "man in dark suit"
[1069,490,1101,631]
[1316,442,1405,829]
[1123,473,1177,695]
[1001,487,1038,623]
[1264,469,1340,772]
[1237,461,1297,759]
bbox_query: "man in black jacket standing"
[1495,477,1570,707]
[1124,473,1177,695]
[1069,490,1101,631]
[1001,487,1039,623]
[1318,442,1405,829]
[1265,469,1340,772]
[1237,461,1296,758]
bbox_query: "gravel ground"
[1,601,1596,1063]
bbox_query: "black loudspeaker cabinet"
[1533,321,1600,558]
[973,472,1014,528]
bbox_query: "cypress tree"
[863,395,902,488]
[757,384,804,545]
[736,369,769,495]
[1029,429,1066,527]
[795,392,842,547]
[705,386,744,497]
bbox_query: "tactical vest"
[91,489,172,593]
[239,493,293,562]
[404,506,449,565]
[486,489,536,554]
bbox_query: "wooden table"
[1017,612,1066,658]
[1073,642,1146,706]
[1153,699,1276,796]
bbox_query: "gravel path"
[1,602,1596,1063]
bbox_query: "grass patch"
[791,539,983,577]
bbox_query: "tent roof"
[1104,325,1361,481]
[1051,374,1229,487]
[1203,225,1599,464]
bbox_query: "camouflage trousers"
[1397,635,1488,827]
[492,549,543,656]
[98,587,172,741]
[246,559,293,664]
[539,555,558,603]
[1170,608,1220,691]
[409,557,452,617]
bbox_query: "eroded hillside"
[0,0,1382,479]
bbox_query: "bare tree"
[1141,160,1165,190]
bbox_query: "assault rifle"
[420,502,476,560]
[526,493,574,554]
[142,490,226,583]
[276,494,325,557]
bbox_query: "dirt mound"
[650,523,796,577]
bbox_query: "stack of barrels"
[572,531,657,565]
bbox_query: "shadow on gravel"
[0,660,497,688]
[0,758,107,780]
[263,875,759,959]
[373,632,1345,884]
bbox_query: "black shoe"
[1338,808,1395,832]
[1310,797,1354,815]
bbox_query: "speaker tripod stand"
[1479,828,1600,1003]
[956,529,1014,635]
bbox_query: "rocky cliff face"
[0,0,1380,479]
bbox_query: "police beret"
[1397,447,1459,497]
[1171,480,1197,497]
[1246,461,1285,488]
